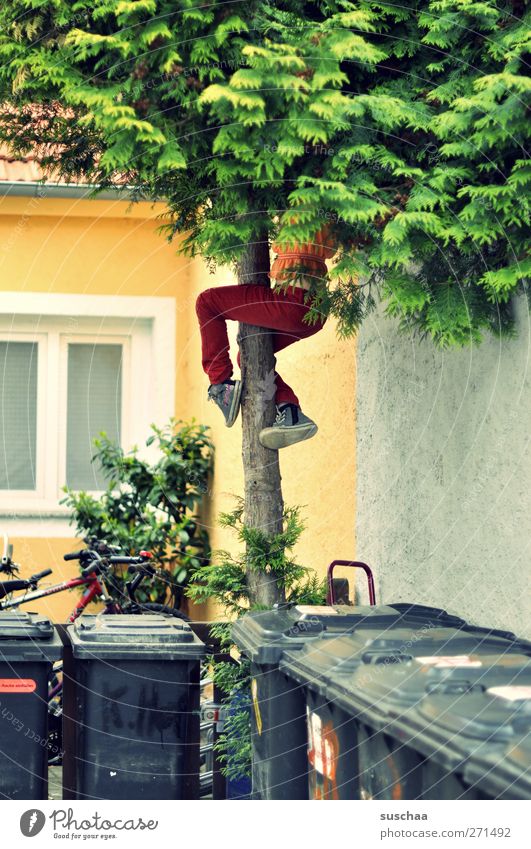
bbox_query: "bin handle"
[327,560,376,607]
[361,650,405,665]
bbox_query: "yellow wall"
[0,194,355,622]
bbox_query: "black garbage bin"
[416,675,531,800]
[473,711,531,800]
[0,610,62,799]
[62,613,205,800]
[480,702,530,800]
[478,727,531,800]
[232,602,468,800]
[281,623,531,800]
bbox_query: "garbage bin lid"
[68,613,205,659]
[327,652,531,716]
[280,622,531,698]
[462,728,531,800]
[417,683,531,745]
[0,610,55,640]
[504,728,531,777]
[0,611,62,662]
[280,633,366,690]
[389,603,467,629]
[345,625,524,663]
[232,604,404,664]
[460,700,531,798]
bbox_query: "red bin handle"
[327,560,376,607]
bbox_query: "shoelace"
[275,408,287,424]
[208,385,230,403]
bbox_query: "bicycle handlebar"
[30,569,52,583]
[0,579,29,594]
[109,553,152,566]
[64,550,85,562]
[0,568,52,600]
[80,561,103,578]
[66,545,153,581]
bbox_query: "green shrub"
[62,419,213,608]
[0,1,528,346]
[188,499,326,778]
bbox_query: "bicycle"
[0,536,189,621]
[0,535,189,764]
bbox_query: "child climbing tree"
[0,0,528,603]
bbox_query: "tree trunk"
[237,233,285,607]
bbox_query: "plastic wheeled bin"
[481,706,531,800]
[471,711,531,800]
[340,649,531,801]
[281,623,531,800]
[415,674,531,800]
[62,613,205,800]
[0,610,62,799]
[232,602,468,800]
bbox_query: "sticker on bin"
[251,678,263,736]
[0,678,36,693]
[296,606,339,616]
[415,655,482,668]
[487,686,531,702]
[306,708,340,800]
[307,708,322,771]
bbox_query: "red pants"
[195,284,326,406]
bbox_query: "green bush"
[62,419,213,608]
[188,498,326,779]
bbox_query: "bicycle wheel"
[128,602,190,621]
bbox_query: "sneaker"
[207,379,242,427]
[259,403,318,449]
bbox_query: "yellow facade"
[0,193,355,622]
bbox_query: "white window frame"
[0,292,176,536]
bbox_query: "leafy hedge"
[0,0,528,345]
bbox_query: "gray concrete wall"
[356,296,531,639]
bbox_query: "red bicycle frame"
[0,572,119,622]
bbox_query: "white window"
[63,338,126,491]
[0,293,175,535]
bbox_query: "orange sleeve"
[272,222,337,259]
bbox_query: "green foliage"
[188,498,326,778]
[0,0,527,347]
[187,497,326,615]
[62,419,213,606]
[210,653,253,782]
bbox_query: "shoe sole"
[259,422,318,450]
[225,379,242,427]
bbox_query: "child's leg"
[195,285,237,385]
[271,325,324,405]
[195,283,322,387]
[235,321,325,407]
